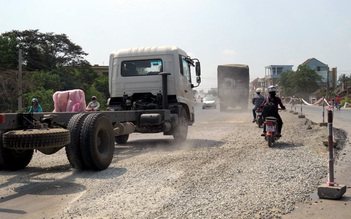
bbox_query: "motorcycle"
[255,108,263,128]
[263,116,280,147]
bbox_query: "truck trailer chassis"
[0,109,172,171]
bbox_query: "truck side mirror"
[195,62,201,76]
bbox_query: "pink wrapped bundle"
[53,91,69,112]
[53,89,86,112]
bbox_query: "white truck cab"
[108,46,201,141]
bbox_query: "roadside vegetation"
[0,29,108,112]
[278,65,351,102]
[278,65,322,100]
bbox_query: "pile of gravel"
[56,112,346,219]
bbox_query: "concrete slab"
[318,184,347,200]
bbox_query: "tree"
[0,70,18,112]
[294,65,322,96]
[278,70,295,96]
[338,74,351,85]
[2,29,88,71]
[24,89,55,112]
[0,35,19,70]
[0,30,104,112]
[94,74,109,99]
[278,65,322,99]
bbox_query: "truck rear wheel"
[66,113,89,170]
[3,128,70,149]
[0,132,33,170]
[173,109,188,142]
[115,134,129,144]
[80,113,115,170]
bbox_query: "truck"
[217,64,249,111]
[0,46,201,171]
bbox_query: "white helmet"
[255,88,262,93]
[268,85,277,93]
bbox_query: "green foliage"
[338,74,351,88]
[278,70,295,95]
[0,29,108,113]
[94,73,109,99]
[278,65,322,99]
[24,70,63,91]
[23,89,55,112]
[341,97,351,107]
[0,70,18,112]
[0,35,19,70]
[2,29,88,71]
[85,86,107,110]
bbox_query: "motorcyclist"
[28,98,43,113]
[86,96,100,111]
[260,86,286,137]
[252,88,264,123]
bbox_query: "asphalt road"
[290,103,351,129]
[283,103,351,219]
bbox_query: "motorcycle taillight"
[265,121,274,126]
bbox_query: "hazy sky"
[1,0,350,90]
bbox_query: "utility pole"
[18,49,23,111]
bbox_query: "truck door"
[179,55,194,115]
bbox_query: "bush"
[341,97,351,107]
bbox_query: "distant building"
[250,77,265,97]
[264,65,293,87]
[92,65,109,76]
[301,58,337,89]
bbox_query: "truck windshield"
[121,59,163,77]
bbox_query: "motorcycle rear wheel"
[257,117,263,128]
[267,135,274,147]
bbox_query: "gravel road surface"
[0,106,347,219]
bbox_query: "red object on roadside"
[0,114,4,124]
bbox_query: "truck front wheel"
[80,113,115,170]
[0,132,33,170]
[173,109,188,142]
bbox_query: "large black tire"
[66,113,89,170]
[173,109,188,142]
[115,134,129,144]
[3,128,70,149]
[80,113,115,170]
[0,132,33,170]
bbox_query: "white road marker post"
[317,110,346,199]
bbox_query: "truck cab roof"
[110,46,188,58]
